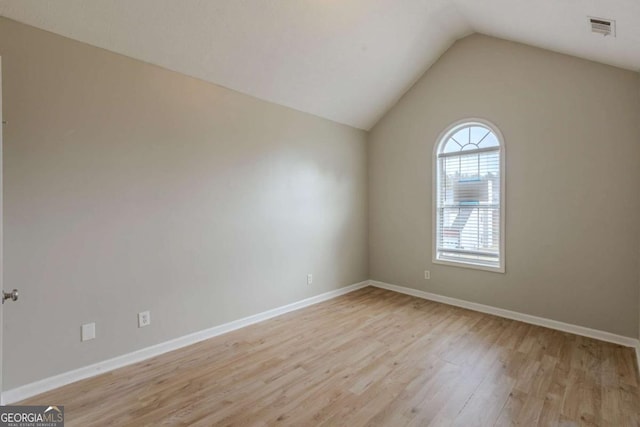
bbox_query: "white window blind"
[434,121,504,272]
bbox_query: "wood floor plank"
[18,287,640,426]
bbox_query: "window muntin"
[434,120,504,272]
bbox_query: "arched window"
[434,119,505,272]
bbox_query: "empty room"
[0,0,639,425]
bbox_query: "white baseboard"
[370,281,639,348]
[4,279,637,404]
[1,280,370,405]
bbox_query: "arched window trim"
[432,118,506,273]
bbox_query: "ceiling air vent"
[589,17,615,37]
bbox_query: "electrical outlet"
[138,311,151,328]
[307,274,313,285]
[424,270,430,280]
[81,322,96,341]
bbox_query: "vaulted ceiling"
[1,0,638,130]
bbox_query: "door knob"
[2,289,18,303]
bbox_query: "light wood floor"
[21,287,640,426]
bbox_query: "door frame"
[1,55,5,403]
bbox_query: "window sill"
[433,257,505,274]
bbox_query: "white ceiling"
[0,1,638,130]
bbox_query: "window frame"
[432,118,506,273]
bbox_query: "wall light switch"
[81,322,96,342]
[424,270,430,280]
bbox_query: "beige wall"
[369,34,640,338]
[0,18,368,389]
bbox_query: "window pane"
[478,132,499,148]
[442,138,461,153]
[470,126,489,145]
[450,127,469,145]
[438,206,500,254]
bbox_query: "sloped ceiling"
[0,0,638,130]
